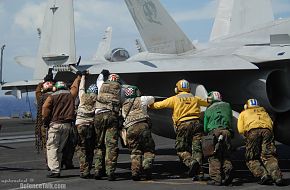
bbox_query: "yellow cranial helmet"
[245,98,259,109]
[175,79,190,93]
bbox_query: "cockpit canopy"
[105,48,130,62]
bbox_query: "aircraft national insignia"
[50,4,58,14]
[143,0,161,25]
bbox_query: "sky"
[0,0,290,96]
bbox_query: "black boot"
[207,180,222,186]
[47,173,60,178]
[107,173,116,181]
[80,173,90,179]
[94,172,104,180]
[275,178,285,186]
[143,169,152,180]
[222,175,233,186]
[132,174,141,181]
[258,175,272,185]
[188,160,199,177]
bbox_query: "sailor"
[94,73,122,181]
[122,85,155,181]
[42,73,81,178]
[75,71,98,179]
[35,73,55,169]
[203,91,233,186]
[150,79,209,178]
[238,99,284,186]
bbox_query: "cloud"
[172,0,218,22]
[74,0,132,31]
[13,2,46,32]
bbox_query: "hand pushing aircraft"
[1,0,290,147]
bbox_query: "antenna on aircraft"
[135,39,145,53]
[37,28,41,39]
[0,44,6,84]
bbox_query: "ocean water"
[0,96,37,118]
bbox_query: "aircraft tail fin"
[210,0,274,41]
[135,39,146,53]
[93,27,112,61]
[124,0,195,54]
[33,0,76,79]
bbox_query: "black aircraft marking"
[50,4,58,15]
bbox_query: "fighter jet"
[2,0,290,147]
[88,0,290,147]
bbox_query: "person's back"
[75,74,98,125]
[48,90,76,123]
[95,80,121,113]
[204,101,232,134]
[151,92,208,126]
[238,106,273,135]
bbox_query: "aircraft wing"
[84,54,258,74]
[1,80,42,91]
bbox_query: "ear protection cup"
[174,87,178,94]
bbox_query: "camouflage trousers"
[76,123,95,175]
[126,121,155,177]
[208,128,233,183]
[62,124,78,168]
[175,119,203,170]
[94,112,119,176]
[245,128,282,181]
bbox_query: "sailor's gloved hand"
[44,73,53,82]
[76,71,82,76]
[101,69,110,81]
[82,70,88,76]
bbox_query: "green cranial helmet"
[124,85,139,98]
[54,81,67,90]
[207,91,222,103]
